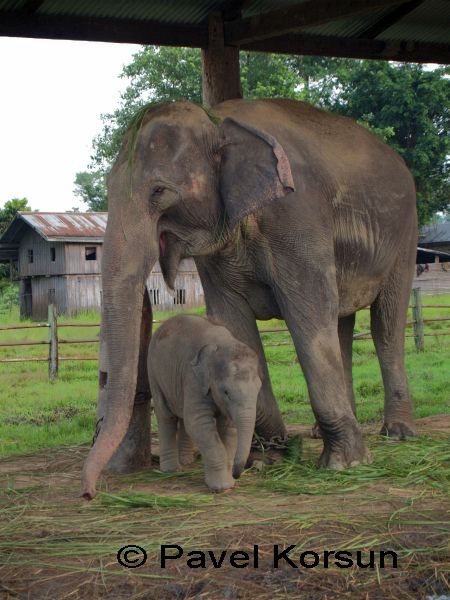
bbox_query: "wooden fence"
[1,288,449,381]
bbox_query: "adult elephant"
[81,99,417,499]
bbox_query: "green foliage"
[0,198,32,236]
[240,51,300,99]
[73,171,107,212]
[0,282,19,312]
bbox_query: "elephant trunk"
[231,407,257,480]
[81,215,158,500]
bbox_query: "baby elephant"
[148,315,262,492]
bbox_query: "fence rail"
[1,288,449,379]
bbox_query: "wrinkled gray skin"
[82,99,417,499]
[148,315,261,491]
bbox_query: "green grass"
[0,294,449,458]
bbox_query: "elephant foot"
[205,473,235,493]
[380,420,416,440]
[319,445,372,470]
[179,451,197,466]
[159,458,181,472]
[318,417,372,470]
[310,423,323,439]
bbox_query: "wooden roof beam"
[242,34,450,64]
[357,0,425,39]
[0,12,208,47]
[225,0,411,45]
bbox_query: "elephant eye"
[151,186,165,197]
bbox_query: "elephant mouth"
[159,232,167,257]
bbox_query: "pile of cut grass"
[0,430,448,599]
[260,434,450,496]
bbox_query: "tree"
[84,46,449,224]
[73,171,107,212]
[0,198,33,236]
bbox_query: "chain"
[251,433,291,452]
[92,416,104,446]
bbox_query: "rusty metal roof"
[1,212,107,243]
[0,0,448,63]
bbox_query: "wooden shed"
[0,211,204,320]
[414,223,450,293]
[419,223,450,255]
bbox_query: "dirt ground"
[1,416,449,600]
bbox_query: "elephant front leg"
[184,411,234,492]
[282,300,371,470]
[217,416,238,473]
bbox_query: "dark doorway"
[22,278,32,319]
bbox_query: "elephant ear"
[190,344,218,396]
[219,117,295,227]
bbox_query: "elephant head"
[81,101,294,499]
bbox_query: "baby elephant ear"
[190,344,218,396]
[219,117,295,228]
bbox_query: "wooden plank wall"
[64,243,102,275]
[18,230,65,277]
[31,276,68,320]
[65,275,102,315]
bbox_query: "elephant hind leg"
[370,264,415,439]
[152,383,180,472]
[338,312,357,417]
[177,420,196,466]
[311,312,356,439]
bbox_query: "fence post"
[411,287,424,352]
[48,292,58,380]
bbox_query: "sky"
[0,37,140,213]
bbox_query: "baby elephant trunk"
[232,407,257,479]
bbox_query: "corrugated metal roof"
[379,0,450,44]
[0,212,107,243]
[302,7,391,38]
[419,223,450,244]
[1,0,226,25]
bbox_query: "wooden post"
[412,287,424,352]
[48,291,58,380]
[202,12,242,108]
